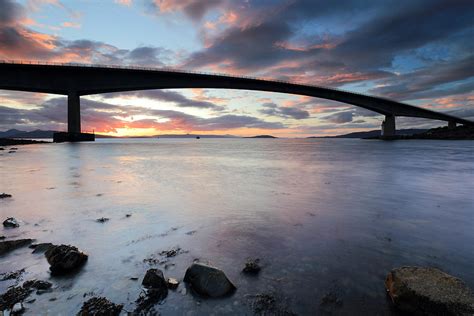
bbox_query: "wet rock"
[10,148,18,150]
[134,289,163,315]
[125,214,132,218]
[242,258,261,275]
[29,243,54,254]
[45,244,88,275]
[385,266,474,315]
[0,269,25,281]
[159,247,186,258]
[23,279,53,290]
[0,239,33,255]
[77,297,123,316]
[3,217,19,228]
[183,262,236,297]
[0,236,5,240]
[8,151,16,154]
[167,278,179,290]
[96,217,109,223]
[0,148,4,150]
[0,193,12,199]
[142,269,168,299]
[0,286,32,311]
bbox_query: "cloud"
[322,111,354,124]
[152,0,222,21]
[0,97,284,133]
[259,102,310,120]
[101,89,224,111]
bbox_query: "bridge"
[0,61,472,141]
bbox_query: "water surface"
[1,138,473,315]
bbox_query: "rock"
[141,269,168,299]
[167,278,179,290]
[29,243,54,254]
[0,286,32,310]
[10,148,18,150]
[0,148,4,150]
[385,266,474,315]
[0,269,25,281]
[8,151,16,153]
[125,214,132,218]
[96,217,109,223]
[77,297,123,316]
[0,193,12,199]
[45,244,88,275]
[183,262,236,297]
[134,289,163,314]
[242,258,261,274]
[0,236,5,240]
[3,217,19,228]
[23,279,53,290]
[0,239,33,255]
[12,302,24,314]
[249,292,296,316]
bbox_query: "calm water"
[1,138,473,315]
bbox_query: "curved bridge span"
[0,61,472,139]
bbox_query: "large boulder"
[45,245,88,275]
[183,262,236,297]
[385,266,474,315]
[77,297,123,316]
[0,239,33,255]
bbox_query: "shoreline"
[0,138,51,146]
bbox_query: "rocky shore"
[0,138,50,146]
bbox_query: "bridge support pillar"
[53,91,94,142]
[68,91,81,134]
[448,121,456,129]
[381,115,396,138]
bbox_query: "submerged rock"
[0,193,12,199]
[242,258,261,275]
[183,262,236,297]
[385,266,474,315]
[249,292,296,316]
[12,302,25,314]
[96,217,109,223]
[3,217,19,228]
[0,286,32,311]
[45,245,88,275]
[29,243,54,254]
[23,279,53,290]
[77,297,123,316]
[134,290,162,315]
[0,269,25,282]
[0,239,33,255]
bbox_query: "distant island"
[244,135,277,138]
[308,129,427,139]
[308,125,474,140]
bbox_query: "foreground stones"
[184,262,236,297]
[0,286,32,311]
[23,279,53,291]
[3,217,19,228]
[45,245,88,275]
[0,239,33,255]
[78,297,123,316]
[135,269,169,314]
[385,266,474,315]
[242,258,261,274]
[29,242,55,254]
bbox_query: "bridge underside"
[0,63,472,141]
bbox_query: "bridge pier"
[68,91,81,134]
[53,91,95,142]
[381,115,396,138]
[448,121,457,129]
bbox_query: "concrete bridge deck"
[0,61,472,140]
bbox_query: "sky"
[0,0,473,137]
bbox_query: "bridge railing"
[0,59,395,103]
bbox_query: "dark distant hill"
[245,135,277,138]
[308,129,427,139]
[0,129,116,138]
